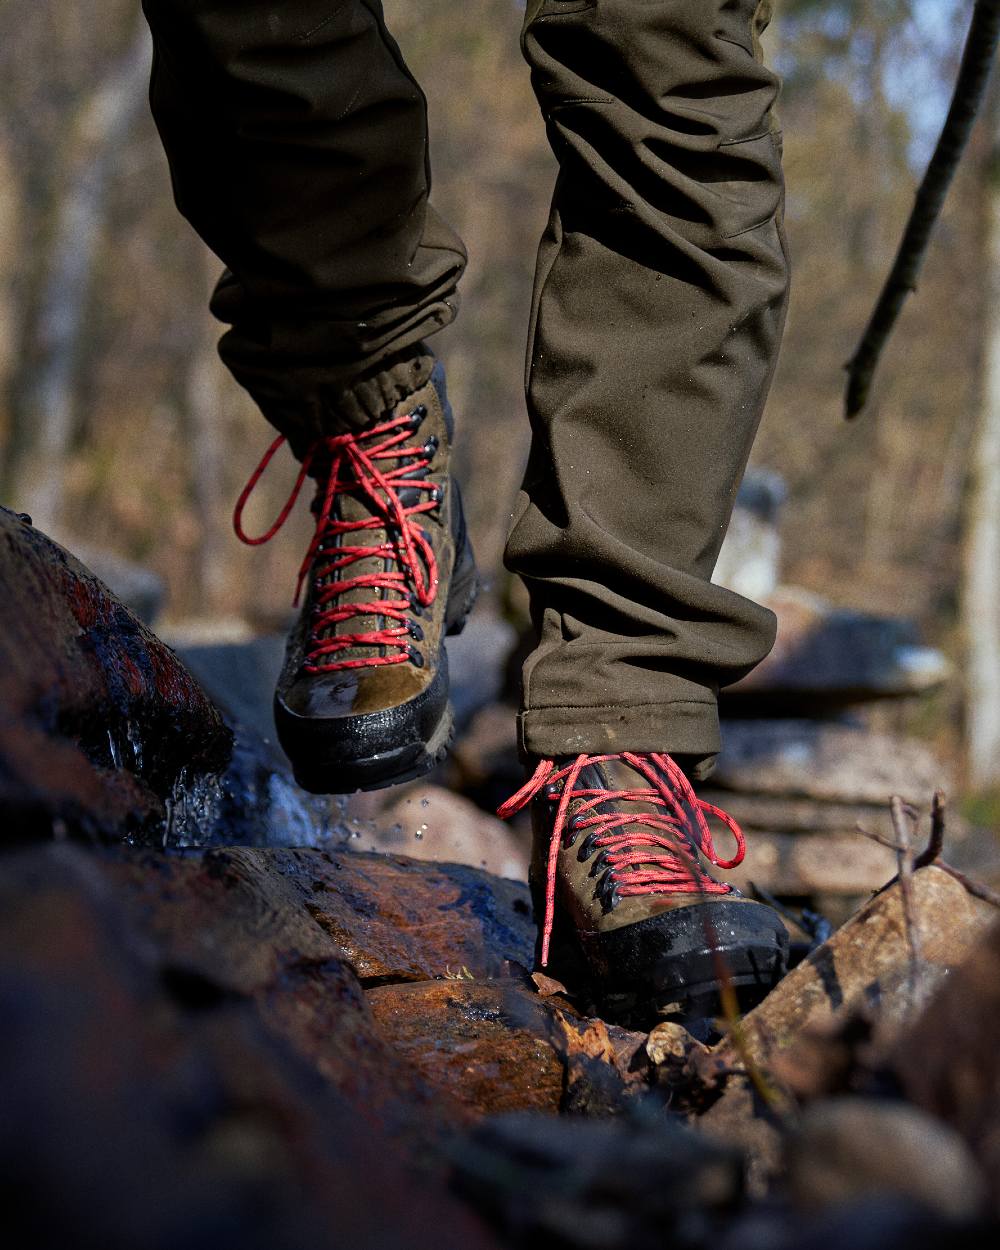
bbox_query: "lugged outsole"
[542,898,789,1026]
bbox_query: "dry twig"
[857,790,1000,913]
[890,796,923,993]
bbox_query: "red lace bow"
[498,752,746,966]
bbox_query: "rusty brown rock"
[0,844,499,1250]
[890,918,1000,1211]
[106,845,535,988]
[0,506,231,841]
[367,979,566,1119]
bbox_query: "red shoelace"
[233,411,440,671]
[497,751,746,966]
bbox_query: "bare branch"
[844,0,1000,418]
[937,862,1000,909]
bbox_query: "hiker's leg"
[507,0,789,777]
[141,0,467,449]
[141,0,475,793]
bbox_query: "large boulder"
[713,720,947,806]
[0,507,231,841]
[722,586,949,715]
[0,843,501,1250]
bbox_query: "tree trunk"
[964,90,1000,789]
[11,22,150,534]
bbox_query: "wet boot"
[499,751,788,1022]
[234,360,478,793]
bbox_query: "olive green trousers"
[142,0,789,773]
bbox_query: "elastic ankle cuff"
[329,346,435,430]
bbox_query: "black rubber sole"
[548,898,789,1026]
[287,701,456,794]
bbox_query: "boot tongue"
[562,755,668,823]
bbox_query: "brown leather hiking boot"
[499,751,788,1021]
[234,360,478,793]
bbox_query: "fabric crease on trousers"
[142,0,790,776]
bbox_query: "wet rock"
[785,1098,985,1219]
[713,720,947,806]
[454,1110,744,1250]
[367,980,566,1119]
[0,506,231,842]
[890,919,1000,1212]
[140,726,344,851]
[105,844,535,986]
[0,844,499,1250]
[364,784,530,881]
[70,542,166,625]
[722,586,950,715]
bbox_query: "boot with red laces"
[234,360,477,793]
[499,751,788,1020]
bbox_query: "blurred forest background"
[0,1,997,790]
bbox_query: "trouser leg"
[140,0,467,448]
[506,0,789,775]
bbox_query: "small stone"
[646,1021,704,1066]
[786,1098,985,1220]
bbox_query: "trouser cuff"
[518,698,722,782]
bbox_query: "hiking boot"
[498,751,788,1021]
[234,359,478,793]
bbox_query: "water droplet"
[419,797,430,808]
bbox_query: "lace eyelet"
[577,831,600,863]
[408,620,425,642]
[406,645,425,668]
[588,850,610,878]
